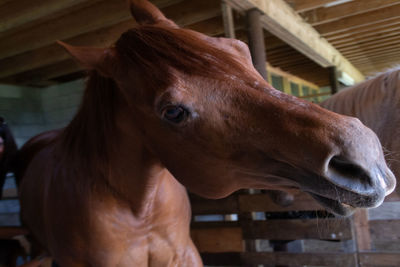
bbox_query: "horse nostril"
[328,156,370,183]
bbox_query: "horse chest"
[87,193,200,267]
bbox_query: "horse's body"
[321,67,400,196]
[0,118,18,199]
[17,1,396,266]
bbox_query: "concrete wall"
[0,79,84,147]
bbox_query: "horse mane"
[59,71,118,176]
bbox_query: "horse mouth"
[308,192,356,216]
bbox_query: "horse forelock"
[114,25,253,89]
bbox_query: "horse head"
[58,0,395,216]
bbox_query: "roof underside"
[0,0,399,88]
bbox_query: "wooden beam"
[314,4,400,35]
[221,1,236,38]
[0,0,221,79]
[1,60,82,86]
[191,227,244,253]
[337,34,400,51]
[353,209,371,251]
[347,48,400,61]
[226,0,365,83]
[328,66,338,94]
[0,0,218,60]
[0,20,135,79]
[301,0,400,26]
[192,218,353,241]
[242,252,356,266]
[0,0,130,60]
[286,0,335,12]
[331,27,400,47]
[243,219,352,240]
[246,8,267,79]
[201,252,356,266]
[238,192,322,212]
[369,219,400,242]
[325,18,400,39]
[0,0,92,33]
[359,252,400,266]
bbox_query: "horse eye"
[162,105,188,124]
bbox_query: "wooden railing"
[190,191,400,267]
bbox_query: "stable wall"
[0,79,84,147]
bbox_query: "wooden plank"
[286,0,335,12]
[0,20,134,79]
[191,192,326,215]
[331,27,400,47]
[243,219,352,240]
[325,17,400,39]
[221,1,236,38]
[190,194,239,215]
[191,227,244,253]
[314,4,400,35]
[192,218,353,241]
[353,209,371,251]
[349,51,400,64]
[1,60,82,86]
[359,252,400,266]
[338,35,400,52]
[226,0,365,83]
[242,252,356,266]
[201,252,356,266]
[238,192,322,212]
[369,219,400,242]
[0,0,91,33]
[0,0,218,60]
[300,0,400,26]
[0,0,220,79]
[328,66,338,94]
[246,8,267,80]
[0,0,130,60]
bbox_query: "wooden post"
[246,8,268,80]
[328,66,339,95]
[221,1,236,38]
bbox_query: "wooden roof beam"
[0,0,202,60]
[0,0,92,33]
[0,1,221,79]
[226,0,364,82]
[314,4,400,35]
[285,0,335,12]
[301,0,400,26]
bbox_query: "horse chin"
[308,193,356,217]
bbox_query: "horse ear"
[57,41,116,77]
[128,0,178,27]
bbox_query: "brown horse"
[17,0,395,266]
[321,67,400,197]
